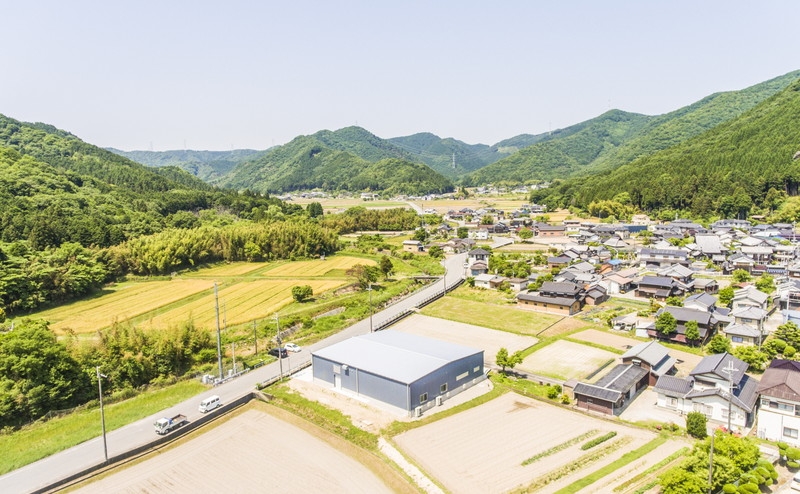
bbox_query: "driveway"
[619,388,684,425]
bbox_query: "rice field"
[29,255,370,335]
[138,279,345,330]
[39,279,215,334]
[262,256,376,277]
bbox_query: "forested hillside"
[463,110,652,185]
[389,132,508,178]
[108,148,263,182]
[533,78,800,219]
[219,133,454,195]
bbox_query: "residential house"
[621,340,677,386]
[649,306,722,345]
[653,353,759,432]
[507,278,529,292]
[726,253,757,273]
[655,264,695,292]
[638,248,690,268]
[732,285,770,312]
[694,278,719,294]
[756,360,800,446]
[467,248,490,264]
[574,364,649,415]
[516,281,585,315]
[635,276,686,300]
[547,255,572,269]
[473,274,505,290]
[536,224,567,237]
[723,324,763,346]
[584,285,608,305]
[402,240,424,253]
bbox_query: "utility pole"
[722,359,739,432]
[214,283,223,381]
[367,282,373,332]
[253,320,258,356]
[96,367,108,464]
[707,430,715,494]
[275,314,283,380]
[231,342,236,374]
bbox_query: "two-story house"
[756,360,800,446]
[653,352,759,432]
[517,281,585,315]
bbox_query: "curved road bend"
[1,253,467,494]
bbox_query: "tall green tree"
[656,312,677,337]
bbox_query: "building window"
[668,397,678,408]
[779,402,795,414]
[440,383,448,393]
[785,427,799,439]
[419,393,428,404]
[731,336,743,343]
[456,371,469,381]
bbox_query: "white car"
[284,343,302,353]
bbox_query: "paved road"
[0,253,467,494]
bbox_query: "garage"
[311,330,485,416]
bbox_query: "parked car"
[268,347,288,358]
[284,343,302,353]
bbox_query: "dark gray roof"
[757,361,800,402]
[639,276,677,288]
[622,341,675,374]
[540,281,582,296]
[594,364,649,393]
[660,306,713,326]
[653,375,694,397]
[573,382,622,403]
[312,330,482,385]
[685,374,759,412]
[684,292,717,309]
[468,248,489,256]
[690,352,748,383]
[724,323,761,338]
[517,293,579,307]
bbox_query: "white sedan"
[284,343,302,353]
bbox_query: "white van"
[198,395,221,413]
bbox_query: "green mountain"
[534,77,800,217]
[0,114,294,250]
[220,129,454,195]
[388,132,509,178]
[107,148,263,182]
[464,70,800,186]
[463,110,652,185]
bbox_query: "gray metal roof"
[312,330,482,385]
[690,352,748,383]
[622,340,674,373]
[653,375,694,397]
[685,375,759,413]
[517,293,580,307]
[723,323,761,338]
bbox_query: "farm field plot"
[520,339,618,381]
[420,296,561,335]
[183,261,268,277]
[391,314,536,366]
[140,279,344,330]
[39,279,215,334]
[73,407,396,494]
[394,392,662,494]
[262,256,375,277]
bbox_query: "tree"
[496,347,523,373]
[686,411,707,439]
[717,286,735,306]
[291,285,313,302]
[379,255,394,279]
[427,245,444,259]
[706,334,732,354]
[732,269,752,283]
[412,228,428,242]
[656,312,677,337]
[755,274,775,294]
[346,264,381,289]
[773,321,800,349]
[306,201,324,218]
[457,226,468,239]
[665,296,683,307]
[518,228,533,240]
[685,320,700,346]
[733,346,768,372]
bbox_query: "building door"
[334,374,341,389]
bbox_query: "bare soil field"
[536,316,590,337]
[391,314,537,366]
[570,329,703,377]
[393,392,670,494]
[71,405,400,494]
[520,339,618,381]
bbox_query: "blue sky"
[3,1,799,151]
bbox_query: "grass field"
[420,297,561,336]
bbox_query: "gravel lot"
[72,407,396,494]
[391,314,536,366]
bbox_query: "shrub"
[722,484,737,494]
[787,460,799,469]
[686,411,707,439]
[560,394,571,405]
